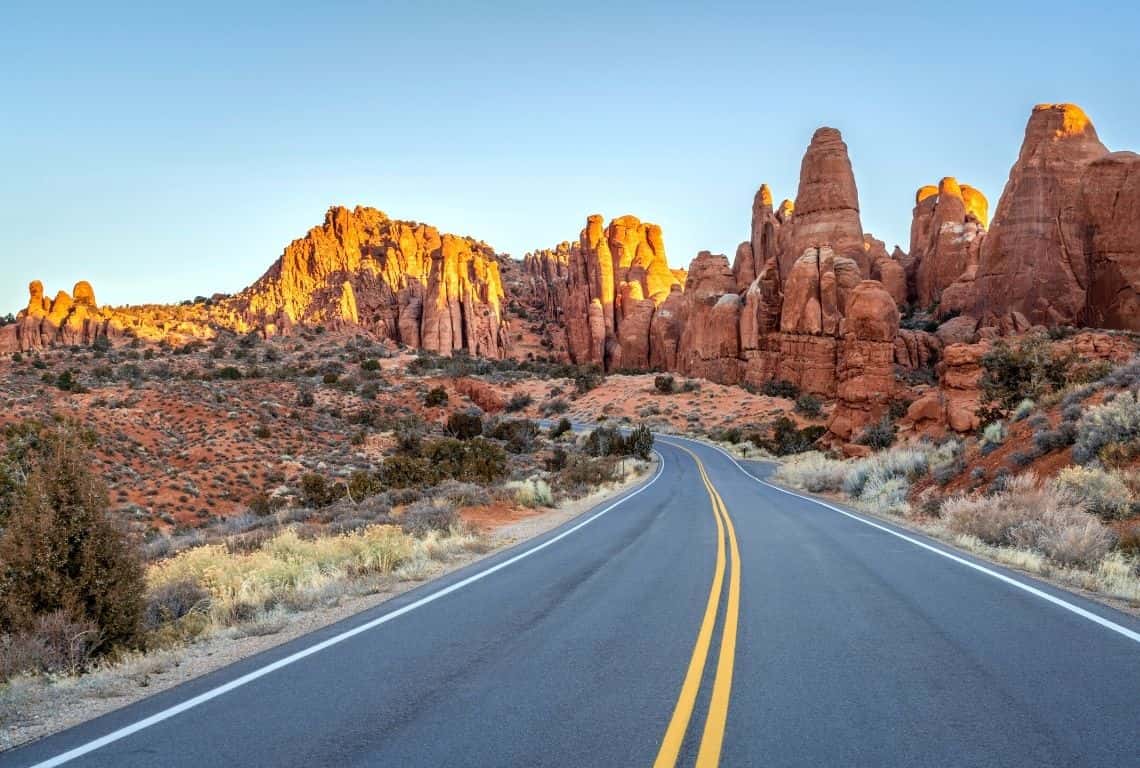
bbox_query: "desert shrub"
[941,473,1043,545]
[842,446,930,501]
[424,386,448,407]
[795,394,823,418]
[1033,422,1077,454]
[432,480,491,507]
[1051,465,1133,521]
[1009,448,1040,467]
[654,375,675,394]
[856,416,896,450]
[942,472,1116,567]
[401,498,458,537]
[1072,390,1140,465]
[775,452,848,493]
[626,425,654,459]
[55,369,85,392]
[932,457,964,486]
[488,418,540,454]
[544,447,569,472]
[300,473,344,508]
[1101,356,1140,389]
[762,379,800,399]
[505,392,534,413]
[1118,523,1140,555]
[0,424,145,650]
[390,416,425,454]
[574,369,603,396]
[680,379,700,393]
[322,372,339,385]
[143,578,210,630]
[295,388,315,408]
[381,456,437,488]
[581,424,651,458]
[253,424,271,439]
[540,398,569,416]
[1012,510,1117,567]
[756,417,825,456]
[859,474,911,515]
[446,410,484,440]
[217,366,242,381]
[0,611,101,680]
[556,455,618,493]
[360,358,381,373]
[713,427,742,444]
[1012,398,1035,422]
[506,478,554,508]
[584,425,623,457]
[348,470,384,501]
[421,438,507,484]
[978,337,1071,421]
[980,421,1005,454]
[550,417,572,439]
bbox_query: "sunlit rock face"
[523,213,680,371]
[908,178,989,312]
[233,206,510,357]
[974,103,1109,326]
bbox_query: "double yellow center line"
[654,445,742,768]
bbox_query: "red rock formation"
[734,185,782,291]
[778,128,867,279]
[828,281,899,439]
[677,253,742,383]
[974,104,1109,326]
[648,286,685,371]
[1083,151,1140,330]
[865,235,907,307]
[893,329,941,371]
[910,178,988,311]
[233,206,510,356]
[527,214,680,371]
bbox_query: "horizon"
[4,1,1139,312]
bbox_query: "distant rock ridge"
[8,102,1140,443]
[231,206,511,357]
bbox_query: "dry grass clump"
[1051,465,1134,520]
[941,473,1116,567]
[146,522,482,634]
[505,478,554,508]
[1073,390,1140,465]
[777,441,959,516]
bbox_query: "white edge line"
[660,434,1140,646]
[25,454,667,768]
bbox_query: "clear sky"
[3,1,1138,312]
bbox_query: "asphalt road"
[5,437,1139,767]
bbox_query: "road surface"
[5,436,1139,767]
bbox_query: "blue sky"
[3,1,1137,312]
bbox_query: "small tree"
[0,424,145,649]
[424,386,449,407]
[654,375,675,394]
[626,424,654,459]
[446,410,484,440]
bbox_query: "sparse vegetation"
[794,393,823,418]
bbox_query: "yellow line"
[696,482,741,767]
[653,449,726,768]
